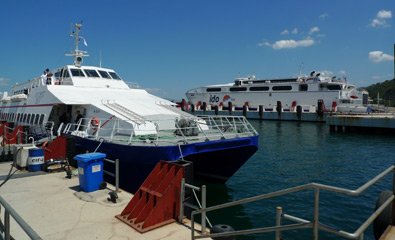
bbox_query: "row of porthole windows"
[0,112,45,125]
[207,85,294,92]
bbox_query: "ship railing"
[0,124,26,144]
[0,195,42,240]
[63,115,257,145]
[29,76,74,88]
[190,165,395,240]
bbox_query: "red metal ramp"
[116,160,185,233]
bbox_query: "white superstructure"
[0,23,190,138]
[186,72,369,113]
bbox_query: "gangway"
[102,100,146,124]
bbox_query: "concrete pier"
[0,163,206,240]
[327,113,395,133]
[187,108,395,134]
[189,109,326,122]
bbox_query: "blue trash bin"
[74,152,106,192]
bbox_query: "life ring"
[90,117,99,129]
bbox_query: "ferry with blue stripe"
[0,23,259,193]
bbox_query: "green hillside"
[364,78,395,106]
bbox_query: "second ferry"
[186,71,369,114]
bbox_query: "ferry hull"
[72,135,259,193]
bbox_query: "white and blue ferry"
[0,24,258,192]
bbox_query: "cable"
[0,147,21,188]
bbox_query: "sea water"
[200,120,395,240]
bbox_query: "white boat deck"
[0,162,205,240]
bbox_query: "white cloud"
[368,51,394,63]
[370,10,392,28]
[377,10,392,19]
[261,39,315,50]
[309,26,320,35]
[319,13,328,20]
[371,18,386,27]
[280,28,298,35]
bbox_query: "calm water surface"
[200,120,395,240]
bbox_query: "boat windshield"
[70,68,86,77]
[84,69,100,78]
[109,72,121,80]
[98,70,111,79]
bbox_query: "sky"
[0,0,394,99]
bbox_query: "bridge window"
[109,72,121,80]
[70,68,86,77]
[84,69,100,78]
[98,70,111,79]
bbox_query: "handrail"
[63,115,257,146]
[179,179,212,234]
[0,195,42,239]
[191,165,395,240]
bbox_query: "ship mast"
[66,23,89,67]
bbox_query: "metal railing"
[63,115,258,146]
[0,195,42,240]
[191,165,395,240]
[179,179,212,234]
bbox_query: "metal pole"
[359,232,364,240]
[313,188,320,240]
[115,159,119,193]
[191,213,195,240]
[392,167,395,226]
[275,206,283,240]
[5,209,10,240]
[179,178,185,223]
[201,185,207,234]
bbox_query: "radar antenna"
[66,23,89,67]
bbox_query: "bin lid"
[74,152,106,162]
